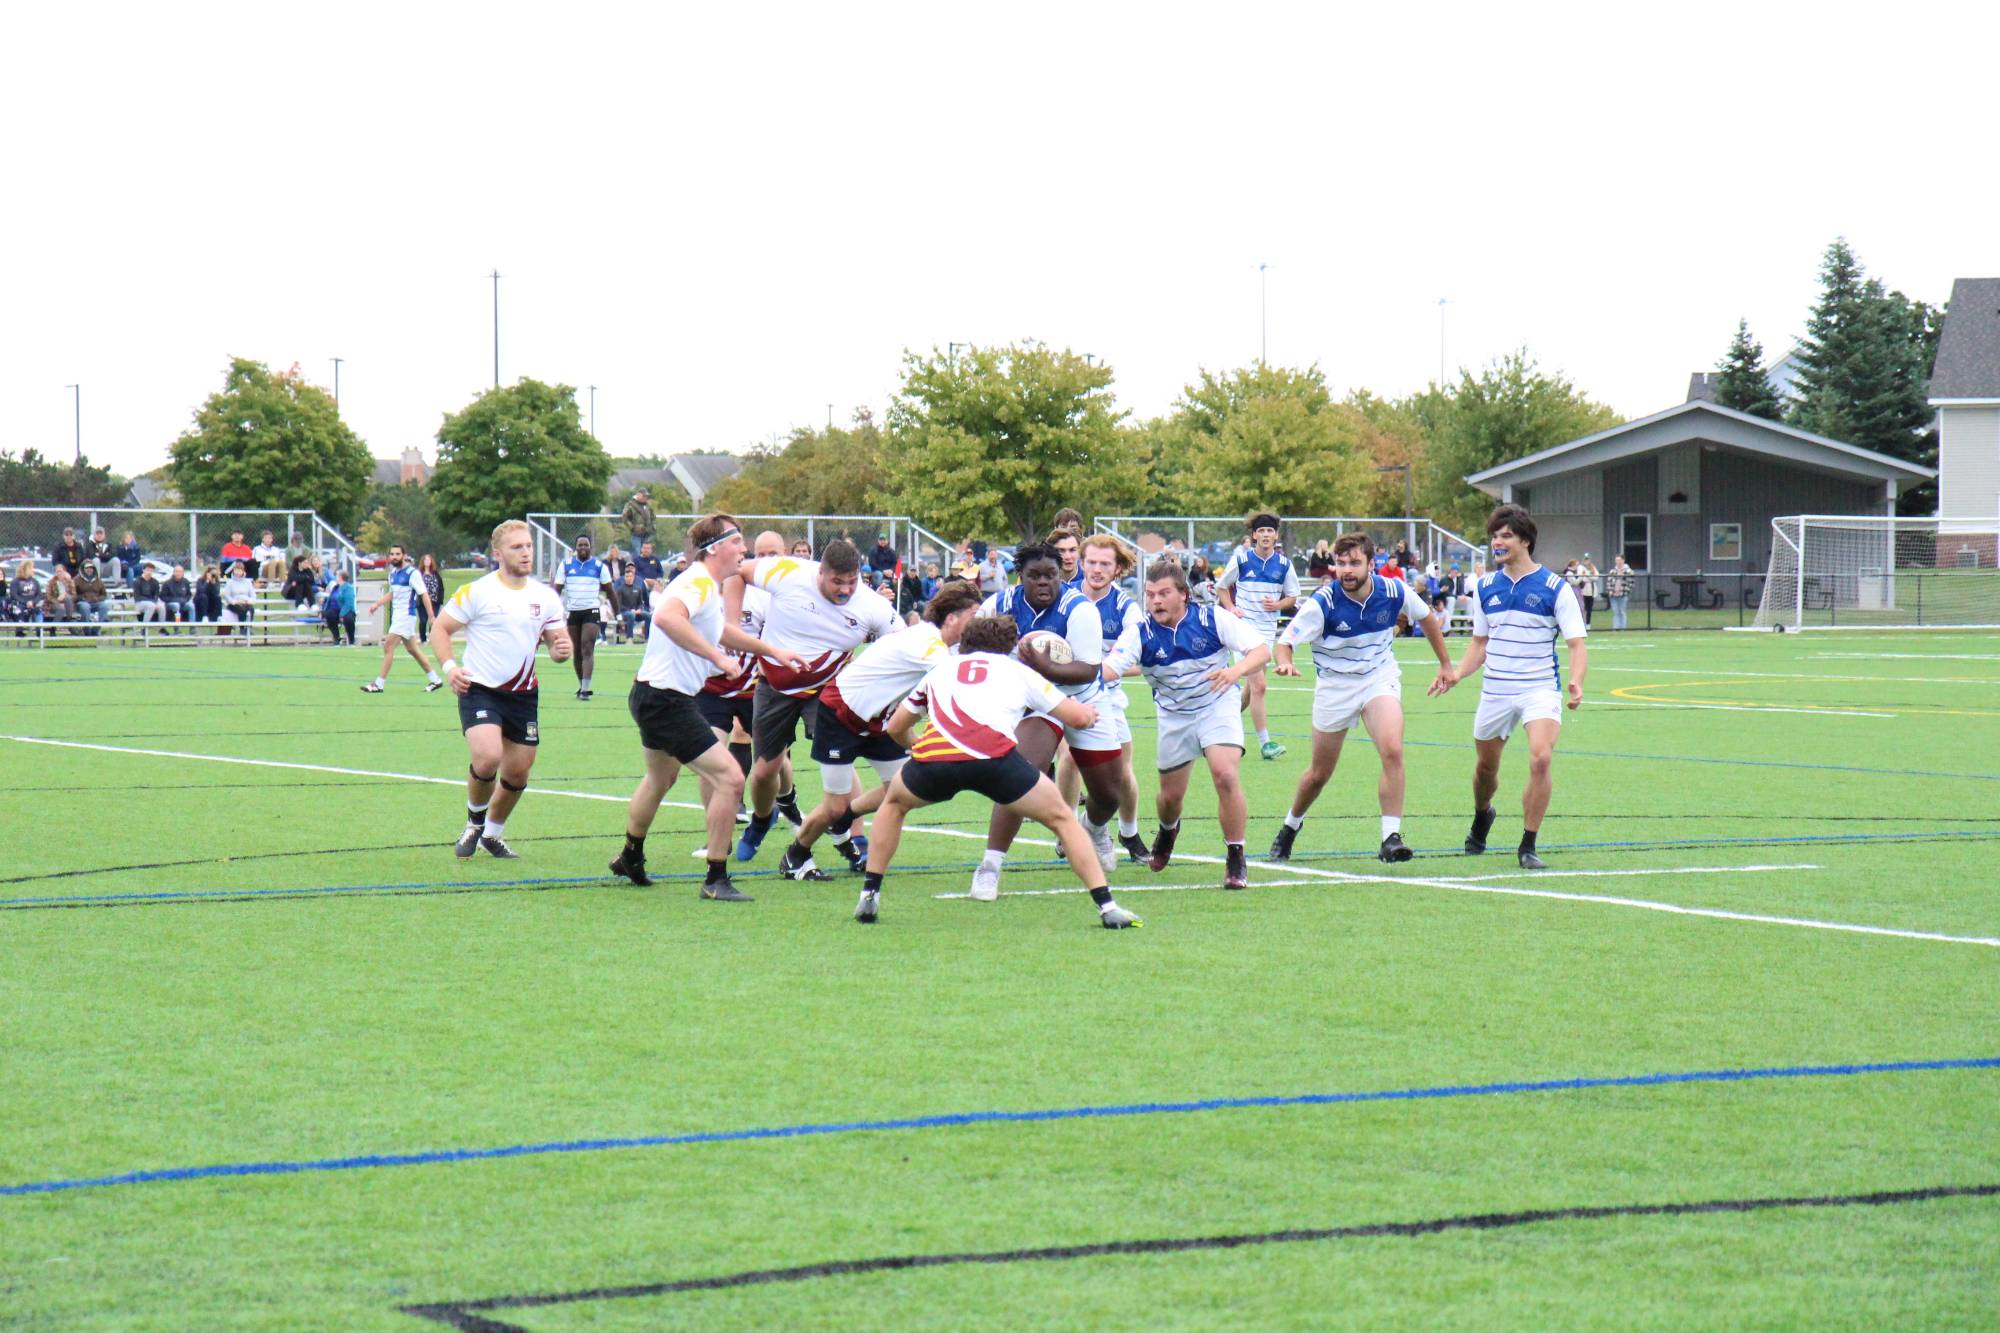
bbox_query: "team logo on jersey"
[1336,619,1352,631]
[1487,595,1503,607]
[525,722,538,740]
[844,615,859,628]
[1525,594,1545,609]
[529,603,542,615]
[475,709,490,719]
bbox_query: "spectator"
[1188,556,1217,605]
[952,543,979,581]
[1307,539,1335,587]
[968,537,989,562]
[1605,554,1634,631]
[193,565,224,631]
[224,562,257,636]
[920,562,941,603]
[131,566,165,624]
[161,565,195,630]
[321,568,358,644]
[87,528,115,577]
[632,539,664,588]
[1561,558,1584,621]
[869,533,900,578]
[286,531,310,568]
[897,563,924,618]
[1391,538,1415,571]
[602,543,630,587]
[53,527,85,578]
[6,559,40,635]
[254,530,286,581]
[43,567,77,632]
[611,564,649,643]
[1380,551,1404,581]
[74,562,110,635]
[416,555,444,640]
[220,530,254,574]
[115,530,143,584]
[620,488,655,547]
[282,552,318,608]
[790,538,814,559]
[1579,554,1601,626]
[978,547,1009,596]
[1445,562,1472,626]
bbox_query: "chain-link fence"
[0,507,356,584]
[527,512,914,582]
[1094,515,1481,578]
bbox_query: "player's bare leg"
[975,721,1060,896]
[1516,717,1559,869]
[1361,694,1413,861]
[1010,777,1138,926]
[455,724,502,857]
[402,635,435,673]
[571,619,599,697]
[464,737,536,859]
[1269,726,1345,862]
[618,743,746,894]
[1466,736,1507,855]
[1150,760,1193,871]
[1113,742,1146,862]
[1204,743,1251,889]
[1244,666,1284,758]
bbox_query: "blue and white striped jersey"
[1471,565,1586,696]
[1280,573,1431,679]
[388,564,427,617]
[1105,604,1265,716]
[980,584,1104,699]
[1216,546,1300,637]
[555,555,611,613]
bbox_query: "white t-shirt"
[1472,565,1587,698]
[826,620,951,723]
[704,584,770,699]
[638,563,729,695]
[440,573,566,693]
[899,651,1065,761]
[252,542,284,566]
[743,555,898,695]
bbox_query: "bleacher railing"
[0,506,358,587]
[527,512,916,581]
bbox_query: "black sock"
[748,808,775,830]
[706,858,728,883]
[863,871,883,892]
[830,809,857,837]
[775,787,801,814]
[785,840,809,861]
[624,833,645,858]
[1089,886,1113,906]
[729,741,752,779]
[468,803,489,824]
[1520,829,1538,851]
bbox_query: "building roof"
[371,458,405,487]
[667,454,745,504]
[1928,277,2000,401]
[1465,399,1935,496]
[1685,371,1719,403]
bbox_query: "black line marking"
[1,881,603,913]
[0,833,636,887]
[398,1182,2000,1328]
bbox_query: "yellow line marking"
[1608,680,2000,718]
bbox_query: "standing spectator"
[6,559,41,635]
[1444,562,1472,628]
[287,531,310,569]
[53,527,85,578]
[321,568,357,644]
[1561,558,1584,622]
[115,530,143,584]
[869,533,900,579]
[43,567,77,633]
[87,528,115,577]
[193,565,224,631]
[416,555,444,641]
[74,562,110,635]
[254,530,286,582]
[611,564,650,643]
[978,547,1009,596]
[1579,554,1601,626]
[161,565,195,630]
[224,562,257,636]
[620,487,655,548]
[601,543,630,587]
[1307,539,1335,587]
[131,566,165,625]
[1604,554,1634,631]
[632,539,665,589]
[220,530,254,574]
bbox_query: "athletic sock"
[623,833,645,857]
[831,827,853,845]
[1520,829,1538,852]
[830,809,857,838]
[1117,816,1139,838]
[1088,886,1114,907]
[775,788,801,815]
[372,676,385,688]
[863,871,884,893]
[468,802,489,825]
[1381,815,1401,839]
[980,848,1006,871]
[1283,810,1305,831]
[728,741,752,778]
[580,675,591,691]
[428,670,441,683]
[1160,819,1180,833]
[1226,842,1244,856]
[784,840,810,862]
[1257,728,1271,744]
[482,818,505,839]
[705,858,728,883]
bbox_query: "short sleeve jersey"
[745,556,899,695]
[1217,546,1301,636]
[637,562,728,695]
[1280,574,1431,680]
[1105,604,1265,716]
[387,564,429,617]
[825,620,952,724]
[900,651,1065,762]
[703,584,770,699]
[556,555,612,613]
[978,585,1104,700]
[1471,565,1586,697]
[442,573,566,693]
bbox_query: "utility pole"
[588,384,597,438]
[491,269,501,388]
[1438,297,1449,387]
[330,357,343,408]
[947,341,967,369]
[1259,262,1269,365]
[64,384,80,463]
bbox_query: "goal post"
[1748,515,2000,630]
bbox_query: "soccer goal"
[1749,515,2000,630]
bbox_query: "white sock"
[1118,816,1139,838]
[581,676,591,691]
[831,829,852,845]
[427,670,441,683]
[1084,815,1107,836]
[980,849,1006,871]
[1284,811,1305,831]
[372,676,384,687]
[1382,815,1401,839]
[482,818,505,839]
[1257,728,1271,744]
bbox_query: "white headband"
[700,527,743,552]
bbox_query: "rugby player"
[698,530,801,826]
[1215,511,1298,759]
[552,533,614,699]
[1072,533,1149,862]
[361,543,442,693]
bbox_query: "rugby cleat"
[1260,739,1287,760]
[1147,824,1179,873]
[1267,823,1298,863]
[609,849,652,886]
[425,679,445,693]
[774,790,804,828]
[854,889,880,923]
[834,835,869,873]
[1465,806,1498,855]
[1223,845,1249,890]
[735,811,776,862]
[576,688,593,701]
[1119,831,1151,864]
[1379,832,1413,863]
[478,834,519,860]
[701,877,753,902]
[779,844,833,882]
[453,824,482,859]
[1517,847,1548,871]
[1098,903,1143,929]
[360,682,383,693]
[734,806,752,825]
[969,862,1001,902]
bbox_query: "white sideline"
[1596,701,1893,719]
[5,734,1994,949]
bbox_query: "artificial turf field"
[1,629,1995,1329]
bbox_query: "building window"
[1620,513,1650,571]
[1709,523,1743,562]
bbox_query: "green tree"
[1713,319,1782,419]
[429,379,614,540]
[1150,364,1375,518]
[881,343,1145,541]
[0,448,128,507]
[355,481,478,562]
[168,358,372,526]
[709,408,889,517]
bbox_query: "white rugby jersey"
[979,584,1105,700]
[1105,604,1265,716]
[1280,574,1431,680]
[823,620,951,724]
[637,562,728,695]
[744,556,898,695]
[441,573,566,693]
[703,584,770,699]
[1216,546,1300,636]
[1471,564,1586,697]
[555,555,612,613]
[900,651,1065,762]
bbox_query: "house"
[1929,277,2000,557]
[1685,344,1805,409]
[372,447,429,488]
[1464,401,1935,575]
[609,455,746,509]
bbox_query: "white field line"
[1810,653,2000,662]
[7,734,1994,949]
[1432,863,1821,883]
[935,879,1333,898]
[1596,700,1893,719]
[945,863,1822,897]
[1588,665,2000,687]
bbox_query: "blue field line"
[4,1056,1994,1199]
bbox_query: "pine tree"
[1788,238,1930,458]
[1713,319,1782,419]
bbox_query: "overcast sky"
[4,2,1994,481]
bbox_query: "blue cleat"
[735,810,776,862]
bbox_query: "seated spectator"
[161,565,195,630]
[790,539,813,559]
[219,531,254,575]
[224,562,257,634]
[897,564,924,618]
[321,569,357,644]
[286,532,310,569]
[43,568,77,632]
[87,528,115,579]
[612,565,650,643]
[1308,539,1334,587]
[1188,556,1217,605]
[602,544,629,586]
[920,562,941,603]
[282,553,318,608]
[53,527,85,578]
[74,562,110,636]
[6,559,41,635]
[869,534,900,577]
[115,531,144,585]
[632,539,664,588]
[192,564,223,631]
[254,530,286,582]
[131,567,165,624]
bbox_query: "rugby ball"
[1018,630,1073,664]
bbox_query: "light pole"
[1259,262,1268,365]
[64,384,80,463]
[491,269,501,388]
[947,341,967,369]
[1378,463,1416,556]
[1437,297,1449,387]
[588,384,597,438]
[330,357,343,408]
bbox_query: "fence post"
[807,518,816,554]
[189,514,198,568]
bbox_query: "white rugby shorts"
[388,610,420,639]
[1311,666,1402,735]
[1062,694,1125,757]
[1155,694,1245,770]
[1473,688,1564,741]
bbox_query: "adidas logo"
[1486,596,1503,607]
[1336,620,1352,631]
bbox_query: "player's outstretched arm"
[1417,603,1456,694]
[1442,636,1487,692]
[1272,641,1299,677]
[1051,696,1099,731]
[721,624,805,671]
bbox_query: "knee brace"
[469,766,498,783]
[499,776,528,793]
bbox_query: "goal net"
[1751,515,2000,630]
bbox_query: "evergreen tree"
[1789,239,1930,455]
[1713,319,1782,419]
